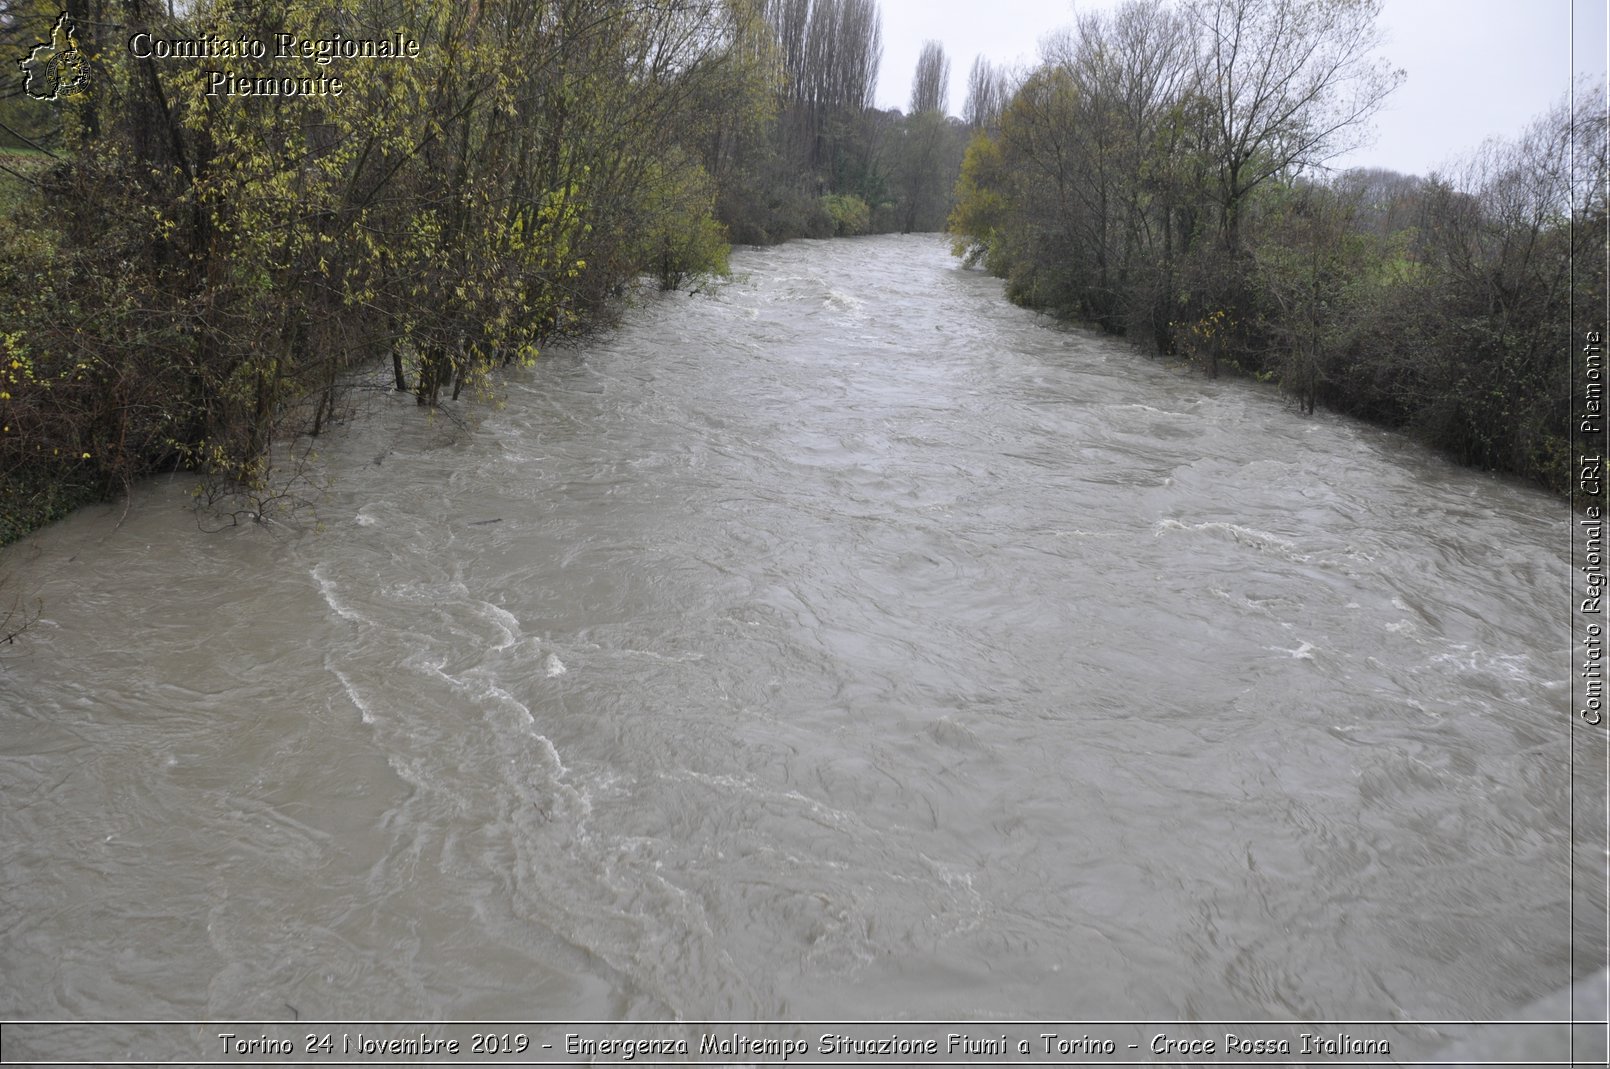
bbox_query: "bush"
[821,193,870,236]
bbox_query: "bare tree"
[1188,0,1404,249]
[910,39,950,115]
[837,0,882,113]
[762,0,883,176]
[962,54,1008,131]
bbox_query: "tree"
[896,41,963,232]
[943,0,1582,495]
[1188,0,1404,250]
[1251,179,1370,412]
[962,55,1008,132]
[948,128,1007,266]
[909,39,949,116]
[0,0,745,529]
[716,0,886,241]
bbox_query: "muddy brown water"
[1,235,1600,1060]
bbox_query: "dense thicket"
[949,0,1606,497]
[0,0,773,533]
[0,0,975,539]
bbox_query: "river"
[0,235,1600,1060]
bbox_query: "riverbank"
[0,463,102,547]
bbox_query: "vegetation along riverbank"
[0,0,969,546]
[945,1,1606,501]
[0,0,1603,558]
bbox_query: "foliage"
[634,151,732,290]
[947,132,1006,266]
[821,192,870,235]
[708,1,967,241]
[2,0,980,544]
[946,0,1600,496]
[0,0,765,539]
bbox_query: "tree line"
[948,0,1606,498]
[710,0,968,241]
[0,0,970,539]
[3,0,1597,550]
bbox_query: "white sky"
[873,0,1609,177]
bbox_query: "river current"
[0,235,1600,1058]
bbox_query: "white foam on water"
[311,562,375,626]
[475,678,536,727]
[824,289,865,312]
[391,579,471,605]
[1429,646,1539,683]
[329,665,375,724]
[1153,518,1307,560]
[544,653,568,678]
[1270,641,1318,660]
[402,654,583,810]
[672,768,859,829]
[469,600,521,652]
[608,646,704,663]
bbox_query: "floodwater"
[1,235,1600,1062]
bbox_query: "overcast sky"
[873,0,1608,178]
